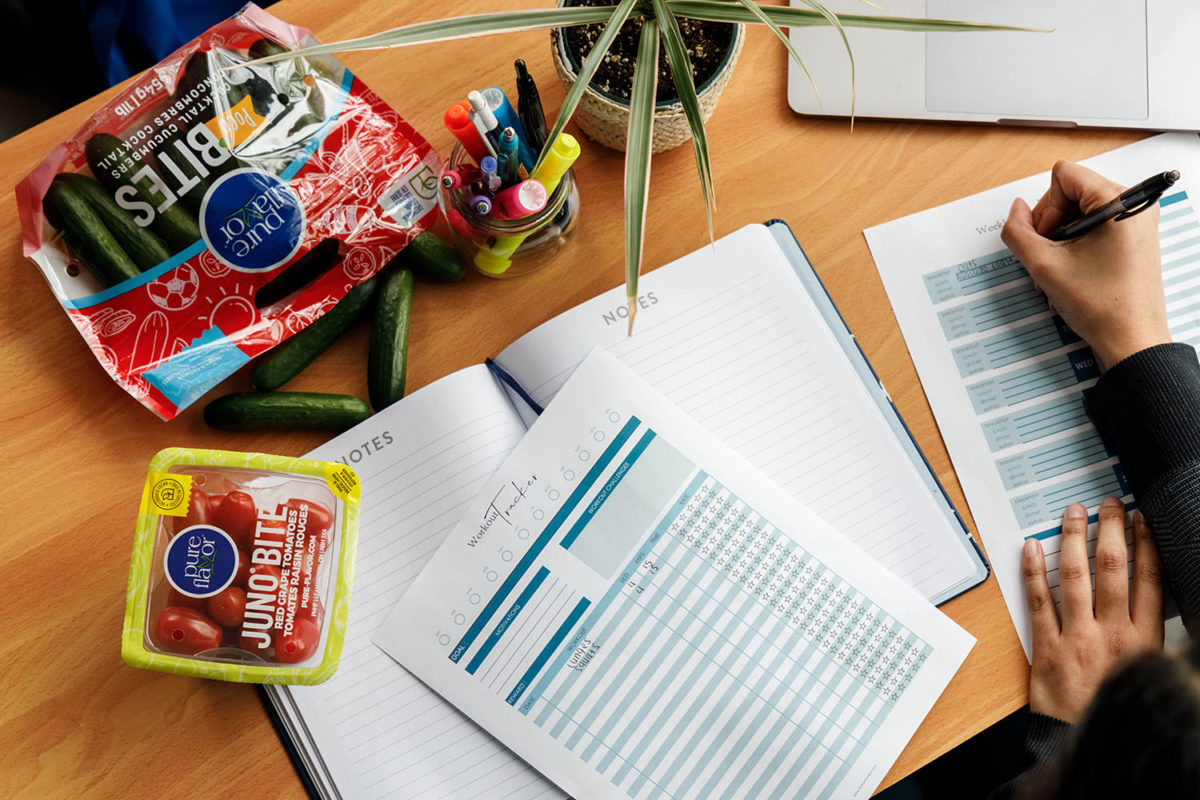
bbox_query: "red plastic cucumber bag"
[15,4,440,420]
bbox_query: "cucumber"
[43,176,141,287]
[368,265,414,410]
[204,392,371,431]
[394,230,464,283]
[251,275,379,391]
[55,173,170,271]
[254,238,341,308]
[84,133,201,253]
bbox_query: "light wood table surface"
[0,1,1145,796]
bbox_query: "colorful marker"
[441,164,482,190]
[443,102,493,164]
[469,194,493,215]
[483,86,536,171]
[491,179,547,220]
[479,156,502,194]
[498,127,520,185]
[467,90,502,150]
[530,132,580,197]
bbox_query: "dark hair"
[1035,640,1200,799]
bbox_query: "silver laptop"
[787,0,1200,130]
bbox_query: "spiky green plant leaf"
[624,16,660,334]
[732,0,821,105]
[667,2,1040,34]
[536,0,640,171]
[652,0,715,244]
[236,5,622,68]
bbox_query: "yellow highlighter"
[473,133,581,275]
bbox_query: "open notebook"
[263,221,988,799]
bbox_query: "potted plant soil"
[552,0,744,153]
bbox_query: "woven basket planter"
[551,21,745,154]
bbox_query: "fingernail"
[1065,503,1087,520]
[1102,496,1124,510]
[1133,509,1147,528]
[1023,538,1042,559]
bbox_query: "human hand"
[1001,161,1171,370]
[1022,498,1164,724]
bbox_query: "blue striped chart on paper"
[865,135,1200,654]
[520,471,930,800]
[979,395,1092,452]
[922,249,1026,303]
[936,281,1048,341]
[1014,463,1132,539]
[994,428,1111,491]
[373,348,975,800]
[964,348,1099,414]
[951,316,1081,378]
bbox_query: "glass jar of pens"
[438,73,581,278]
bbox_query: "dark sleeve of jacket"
[987,712,1073,800]
[1084,342,1200,629]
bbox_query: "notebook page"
[264,364,564,800]
[496,224,980,603]
[865,132,1200,657]
[375,348,974,800]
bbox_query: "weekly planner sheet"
[375,349,974,800]
[866,133,1200,655]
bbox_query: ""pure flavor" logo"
[164,525,238,598]
[200,169,305,272]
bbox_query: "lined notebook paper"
[268,367,560,799]
[263,221,986,798]
[497,223,986,602]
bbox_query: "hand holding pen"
[1002,161,1173,370]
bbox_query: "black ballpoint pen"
[514,59,549,157]
[1049,170,1180,241]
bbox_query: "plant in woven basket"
[244,2,1030,333]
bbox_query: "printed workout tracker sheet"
[866,133,1200,656]
[375,348,974,800]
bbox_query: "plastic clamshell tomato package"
[122,448,361,683]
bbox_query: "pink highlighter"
[491,179,548,220]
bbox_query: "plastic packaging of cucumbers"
[15,4,441,420]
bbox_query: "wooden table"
[0,1,1145,796]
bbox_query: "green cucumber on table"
[251,274,379,391]
[368,265,414,411]
[393,230,464,283]
[204,392,371,431]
